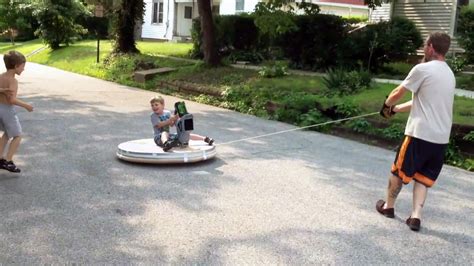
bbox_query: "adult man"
[376,32,455,231]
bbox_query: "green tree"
[0,0,33,45]
[33,0,90,49]
[457,6,474,63]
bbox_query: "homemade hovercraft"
[116,101,216,164]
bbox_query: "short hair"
[427,32,451,56]
[150,96,164,105]
[3,50,26,70]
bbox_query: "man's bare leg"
[411,181,428,219]
[385,175,403,209]
[6,136,21,161]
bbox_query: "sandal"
[204,136,214,146]
[4,160,21,173]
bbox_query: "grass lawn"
[0,39,193,78]
[0,39,47,58]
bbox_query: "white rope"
[216,111,379,146]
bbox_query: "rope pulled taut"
[216,111,379,146]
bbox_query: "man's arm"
[393,100,412,113]
[385,85,409,106]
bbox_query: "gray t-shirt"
[151,110,171,137]
[401,60,455,144]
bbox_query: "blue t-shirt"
[151,110,171,137]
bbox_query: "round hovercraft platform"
[116,139,216,164]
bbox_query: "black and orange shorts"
[391,136,447,187]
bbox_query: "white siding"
[141,0,175,40]
[369,3,391,23]
[219,0,259,15]
[175,3,199,36]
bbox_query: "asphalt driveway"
[0,62,472,264]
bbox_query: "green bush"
[463,131,474,142]
[445,139,464,166]
[334,101,361,117]
[190,15,260,59]
[0,0,38,43]
[349,118,371,133]
[323,68,372,96]
[278,14,348,70]
[343,17,422,72]
[228,50,265,64]
[379,123,404,140]
[258,62,289,78]
[298,109,331,131]
[457,6,474,63]
[33,0,90,49]
[456,74,474,91]
[446,54,466,74]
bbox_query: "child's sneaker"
[3,160,20,173]
[163,139,179,152]
[204,136,214,146]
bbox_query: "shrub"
[343,17,423,72]
[379,123,404,140]
[349,119,371,133]
[334,102,361,117]
[258,62,289,78]
[298,109,331,131]
[0,0,38,43]
[228,50,265,64]
[190,15,260,59]
[446,54,466,74]
[278,14,348,70]
[457,6,474,63]
[323,68,372,96]
[445,139,464,166]
[463,131,474,142]
[33,0,90,49]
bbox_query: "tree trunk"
[9,29,14,45]
[197,0,219,66]
[114,0,140,54]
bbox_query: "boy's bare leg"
[385,175,403,208]
[0,133,9,158]
[411,181,428,219]
[6,136,21,161]
[161,132,169,144]
[189,134,205,141]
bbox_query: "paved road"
[0,63,472,264]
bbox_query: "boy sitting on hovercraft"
[150,96,214,152]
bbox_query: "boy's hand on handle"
[380,97,396,119]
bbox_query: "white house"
[141,0,369,41]
[369,0,469,53]
[141,0,246,41]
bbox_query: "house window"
[152,0,164,24]
[235,0,244,12]
[184,6,192,19]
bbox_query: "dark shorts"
[391,136,447,187]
